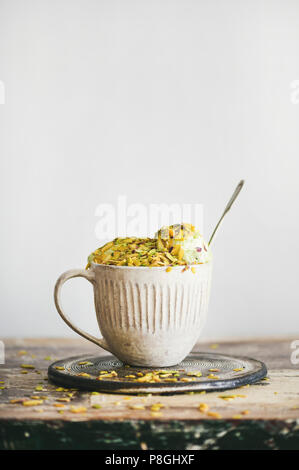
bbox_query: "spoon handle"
[208,180,245,247]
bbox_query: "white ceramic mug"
[54,262,212,367]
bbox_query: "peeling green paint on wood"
[1,419,299,450]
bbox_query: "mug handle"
[54,268,111,353]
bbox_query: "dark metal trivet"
[48,352,267,394]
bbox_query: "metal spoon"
[208,180,245,246]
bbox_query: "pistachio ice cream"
[86,223,211,269]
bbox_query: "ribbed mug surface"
[92,262,212,366]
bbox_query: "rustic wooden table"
[0,337,298,450]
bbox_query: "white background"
[1,0,299,340]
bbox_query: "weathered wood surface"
[0,337,299,449]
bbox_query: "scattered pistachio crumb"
[207,411,222,418]
[128,404,146,410]
[23,400,43,406]
[10,398,26,404]
[151,411,163,417]
[70,406,87,414]
[198,403,209,413]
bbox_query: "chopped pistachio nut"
[218,395,236,401]
[128,404,146,410]
[70,406,87,413]
[18,350,28,355]
[10,398,27,404]
[86,224,208,268]
[198,403,209,413]
[207,411,222,419]
[23,400,43,406]
[151,411,163,417]
[187,371,202,377]
[150,403,164,412]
